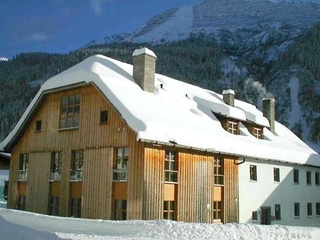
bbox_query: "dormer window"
[253,127,263,139]
[227,120,239,135]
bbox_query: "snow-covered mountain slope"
[0,57,8,61]
[86,0,320,47]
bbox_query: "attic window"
[59,94,80,129]
[35,120,42,132]
[227,120,239,135]
[100,110,108,123]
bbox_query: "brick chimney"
[132,47,157,93]
[263,98,276,134]
[222,89,235,107]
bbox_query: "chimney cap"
[132,47,157,59]
[262,97,276,102]
[222,89,235,95]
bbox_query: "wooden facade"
[7,84,239,223]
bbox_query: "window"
[70,197,81,218]
[17,195,26,211]
[294,203,300,217]
[274,168,280,182]
[214,157,224,185]
[227,120,239,135]
[250,165,257,181]
[114,199,127,220]
[59,94,80,129]
[307,203,312,217]
[70,150,84,181]
[165,150,178,183]
[50,152,62,181]
[113,147,129,181]
[316,203,320,216]
[18,153,29,181]
[316,172,320,186]
[306,171,312,185]
[293,169,299,184]
[253,127,263,139]
[100,110,108,123]
[275,204,281,220]
[49,197,60,216]
[35,120,42,131]
[213,201,222,220]
[163,201,175,220]
[252,211,258,221]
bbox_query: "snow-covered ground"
[0,199,320,240]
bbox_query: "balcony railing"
[113,169,128,181]
[18,170,28,181]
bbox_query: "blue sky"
[0,0,202,59]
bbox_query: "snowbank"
[0,207,320,240]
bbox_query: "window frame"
[164,150,178,183]
[50,152,62,181]
[307,203,313,217]
[113,147,129,182]
[18,153,29,181]
[59,94,81,129]
[99,110,109,123]
[250,165,257,181]
[213,201,222,220]
[227,120,239,135]
[252,211,258,221]
[163,200,175,220]
[252,126,263,139]
[214,157,224,185]
[306,171,312,185]
[316,203,320,216]
[114,199,127,220]
[293,169,299,184]
[275,204,281,220]
[70,197,81,218]
[35,120,42,132]
[49,196,60,216]
[315,172,320,186]
[70,150,84,182]
[294,202,300,218]
[274,168,280,182]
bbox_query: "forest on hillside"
[1,23,320,146]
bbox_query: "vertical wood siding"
[126,140,145,220]
[26,152,51,214]
[178,151,214,223]
[143,147,164,220]
[224,158,239,223]
[9,85,140,219]
[82,147,113,219]
[7,152,19,209]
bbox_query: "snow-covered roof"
[0,152,10,159]
[0,51,319,167]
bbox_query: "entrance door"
[260,207,271,225]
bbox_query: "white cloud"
[90,0,113,15]
[25,33,50,42]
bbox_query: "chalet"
[0,48,319,226]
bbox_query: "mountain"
[0,58,8,62]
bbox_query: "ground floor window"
[294,203,300,218]
[70,197,81,218]
[17,195,26,211]
[114,199,127,220]
[316,203,320,216]
[213,201,222,220]
[163,201,175,220]
[49,197,60,216]
[275,204,281,220]
[307,203,313,217]
[252,211,258,221]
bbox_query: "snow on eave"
[0,152,10,159]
